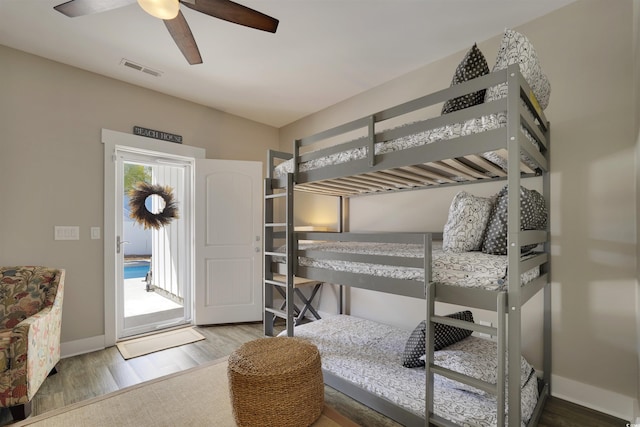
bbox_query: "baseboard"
[552,374,635,422]
[60,335,106,358]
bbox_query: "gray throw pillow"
[402,311,475,368]
[441,43,489,115]
[481,185,547,255]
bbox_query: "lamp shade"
[137,0,179,20]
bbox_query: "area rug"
[116,327,206,359]
[16,358,359,427]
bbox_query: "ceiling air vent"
[120,59,162,77]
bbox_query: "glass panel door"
[117,150,192,339]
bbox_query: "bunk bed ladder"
[263,172,295,337]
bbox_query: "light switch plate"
[54,226,80,240]
[91,227,101,240]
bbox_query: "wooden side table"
[273,274,323,325]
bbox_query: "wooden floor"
[0,322,628,426]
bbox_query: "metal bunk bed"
[263,63,551,427]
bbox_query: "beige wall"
[0,45,279,343]
[280,0,638,416]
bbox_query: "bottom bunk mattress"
[286,315,539,427]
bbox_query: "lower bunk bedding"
[284,315,539,427]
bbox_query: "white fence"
[123,219,152,256]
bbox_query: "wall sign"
[133,126,183,144]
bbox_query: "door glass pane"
[121,159,189,338]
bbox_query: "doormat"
[117,327,206,360]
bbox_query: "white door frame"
[102,129,205,347]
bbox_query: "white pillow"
[443,191,494,253]
[485,29,551,111]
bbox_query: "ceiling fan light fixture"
[137,0,180,20]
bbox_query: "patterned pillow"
[481,185,548,255]
[443,191,494,253]
[435,336,536,396]
[402,310,474,368]
[485,29,551,111]
[402,320,426,368]
[441,43,490,115]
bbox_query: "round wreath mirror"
[129,182,179,229]
[145,194,166,214]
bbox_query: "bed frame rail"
[288,231,433,299]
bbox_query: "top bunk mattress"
[288,315,539,426]
[274,110,540,183]
[292,241,540,291]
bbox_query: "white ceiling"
[0,0,573,128]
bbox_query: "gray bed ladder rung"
[265,192,287,199]
[429,413,462,427]
[430,315,497,336]
[264,278,286,287]
[265,222,287,227]
[264,307,287,319]
[429,364,497,395]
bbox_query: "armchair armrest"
[8,270,64,401]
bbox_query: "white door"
[194,159,263,324]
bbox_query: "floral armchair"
[0,266,64,420]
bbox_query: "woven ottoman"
[227,337,324,427]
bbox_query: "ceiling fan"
[53,0,279,65]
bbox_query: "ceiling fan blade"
[54,0,136,17]
[164,11,203,65]
[180,0,279,33]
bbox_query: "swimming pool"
[124,261,150,279]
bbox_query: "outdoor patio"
[124,277,182,317]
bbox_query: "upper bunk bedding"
[269,30,550,198]
[287,315,539,427]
